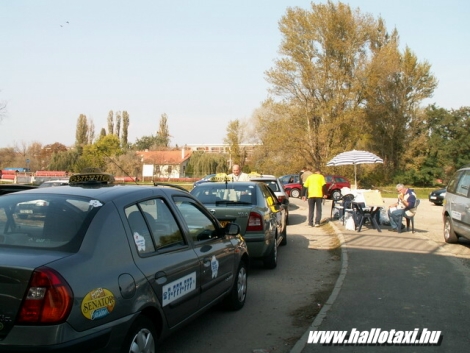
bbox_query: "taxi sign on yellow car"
[69,173,115,185]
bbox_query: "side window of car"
[455,171,470,198]
[126,199,185,254]
[173,196,219,242]
[447,171,462,194]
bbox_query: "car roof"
[9,183,189,203]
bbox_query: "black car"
[429,188,446,205]
[0,184,37,195]
[0,173,248,352]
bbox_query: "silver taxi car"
[443,166,470,243]
[190,181,286,269]
[0,173,248,352]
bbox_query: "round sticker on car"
[81,288,116,320]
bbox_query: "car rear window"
[191,184,256,204]
[0,193,100,251]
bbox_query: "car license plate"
[430,196,436,199]
[219,221,230,227]
[20,210,33,213]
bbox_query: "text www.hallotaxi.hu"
[307,328,441,345]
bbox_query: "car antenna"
[97,148,139,184]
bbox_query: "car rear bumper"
[243,234,274,258]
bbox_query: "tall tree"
[115,111,121,138]
[75,114,88,154]
[107,110,114,135]
[224,119,247,167]
[156,113,171,147]
[121,111,130,148]
[263,0,436,183]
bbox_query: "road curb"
[289,221,348,353]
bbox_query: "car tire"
[433,202,442,206]
[122,315,157,353]
[290,188,300,198]
[331,190,342,201]
[264,237,278,269]
[444,216,458,243]
[224,260,248,311]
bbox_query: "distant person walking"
[300,166,312,184]
[302,167,327,227]
[229,164,250,182]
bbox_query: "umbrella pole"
[354,164,357,190]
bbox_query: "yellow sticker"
[81,288,116,320]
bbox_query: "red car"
[280,174,351,200]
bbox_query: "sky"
[1,0,469,149]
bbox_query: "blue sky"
[1,0,469,149]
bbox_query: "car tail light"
[247,212,263,232]
[277,195,286,204]
[17,267,73,324]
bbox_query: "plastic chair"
[331,194,355,225]
[397,199,420,233]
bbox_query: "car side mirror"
[225,223,241,236]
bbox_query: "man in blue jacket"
[388,183,416,232]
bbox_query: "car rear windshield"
[0,193,101,251]
[191,184,257,204]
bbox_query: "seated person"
[388,184,416,232]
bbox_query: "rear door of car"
[125,197,201,329]
[447,170,470,236]
[173,195,235,308]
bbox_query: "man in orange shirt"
[301,168,327,227]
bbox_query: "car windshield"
[0,193,101,251]
[191,184,256,205]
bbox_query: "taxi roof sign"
[69,173,115,185]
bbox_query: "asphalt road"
[294,197,470,352]
[158,197,341,353]
[158,196,470,352]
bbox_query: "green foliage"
[185,151,228,177]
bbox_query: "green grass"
[373,186,436,199]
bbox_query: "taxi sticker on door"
[81,288,116,320]
[162,272,196,307]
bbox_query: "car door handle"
[203,258,212,267]
[155,271,167,285]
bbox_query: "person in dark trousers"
[301,167,327,227]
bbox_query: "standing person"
[388,183,417,232]
[301,166,312,184]
[301,167,327,227]
[228,164,250,181]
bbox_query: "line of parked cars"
[0,174,249,352]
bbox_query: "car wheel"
[331,190,341,201]
[122,316,157,353]
[433,202,442,206]
[290,188,300,198]
[224,260,248,311]
[264,237,278,269]
[444,216,458,243]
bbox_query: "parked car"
[193,174,216,188]
[249,175,289,224]
[38,179,70,188]
[0,184,37,196]
[443,166,470,243]
[190,181,287,269]
[280,174,351,200]
[429,188,446,205]
[0,172,248,352]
